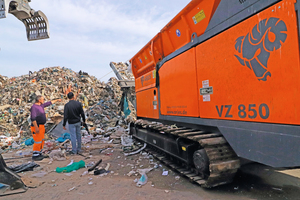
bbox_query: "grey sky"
[0,0,190,82]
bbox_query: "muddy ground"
[1,143,300,200]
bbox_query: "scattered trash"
[88,159,102,172]
[14,150,31,157]
[88,182,93,185]
[175,176,180,180]
[105,163,110,171]
[94,169,108,175]
[9,162,40,173]
[56,160,85,173]
[67,160,74,166]
[121,135,133,147]
[81,171,88,177]
[124,143,147,156]
[127,170,136,177]
[162,171,169,176]
[49,149,67,161]
[136,174,148,187]
[56,133,71,143]
[68,187,76,192]
[165,190,170,193]
[136,168,153,188]
[25,138,35,146]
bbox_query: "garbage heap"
[110,62,135,81]
[85,77,136,136]
[0,75,8,89]
[0,66,136,149]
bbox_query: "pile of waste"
[110,62,134,81]
[0,75,8,89]
[0,66,136,149]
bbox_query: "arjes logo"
[234,18,287,81]
[141,74,152,86]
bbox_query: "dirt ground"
[1,144,300,200]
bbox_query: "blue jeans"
[68,122,81,154]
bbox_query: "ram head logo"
[234,18,287,81]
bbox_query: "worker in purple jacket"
[30,95,61,161]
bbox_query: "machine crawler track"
[132,120,240,188]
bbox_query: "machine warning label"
[202,80,209,88]
[203,95,210,102]
[202,80,211,102]
[193,10,206,25]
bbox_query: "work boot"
[67,151,76,156]
[32,154,44,161]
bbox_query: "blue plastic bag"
[123,95,131,118]
[25,138,34,146]
[56,133,71,143]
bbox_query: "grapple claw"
[0,154,27,196]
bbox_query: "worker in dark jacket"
[63,92,86,154]
[30,95,61,161]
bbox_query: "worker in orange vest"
[30,95,61,161]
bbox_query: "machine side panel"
[161,0,221,56]
[196,2,300,125]
[135,70,156,93]
[159,48,200,117]
[136,88,159,119]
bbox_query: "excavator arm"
[0,0,49,41]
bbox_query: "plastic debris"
[49,149,66,161]
[136,168,153,188]
[56,160,85,173]
[25,138,35,146]
[136,174,148,187]
[162,171,169,176]
[94,169,108,175]
[88,159,102,172]
[9,162,40,173]
[68,187,76,192]
[81,171,88,176]
[105,163,110,171]
[56,133,71,143]
[124,143,147,156]
[67,160,74,166]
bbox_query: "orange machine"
[130,0,300,188]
